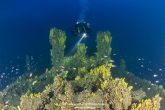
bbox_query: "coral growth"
[0,27,164,110]
[49,27,66,70]
[112,68,165,110]
[19,93,43,110]
[103,78,133,110]
[131,95,162,110]
[96,31,112,59]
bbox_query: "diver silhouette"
[73,20,90,37]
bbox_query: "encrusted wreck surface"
[0,27,164,110]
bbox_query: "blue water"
[0,0,165,90]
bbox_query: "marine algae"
[0,27,163,110]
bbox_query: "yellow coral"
[17,106,21,110]
[131,94,162,110]
[105,78,132,110]
[75,75,81,81]
[54,76,64,88]
[19,93,44,110]
[89,63,112,80]
[101,80,109,90]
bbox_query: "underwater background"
[0,0,165,91]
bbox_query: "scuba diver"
[73,20,90,38]
[67,20,90,55]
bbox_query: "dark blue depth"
[0,0,165,90]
